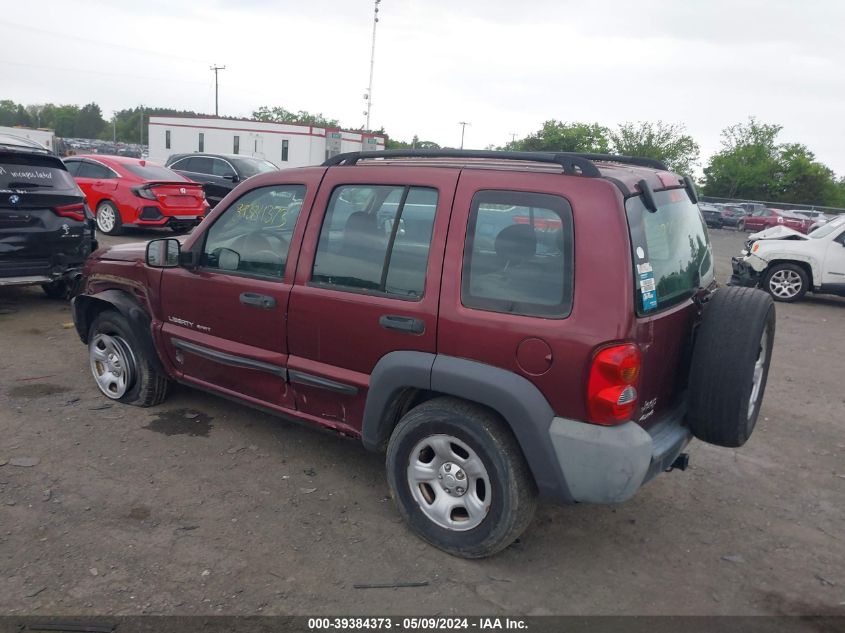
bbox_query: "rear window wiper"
[5,181,52,189]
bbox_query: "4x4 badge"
[8,194,20,206]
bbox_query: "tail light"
[587,344,641,425]
[132,186,158,200]
[53,202,86,222]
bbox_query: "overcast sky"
[3,0,844,174]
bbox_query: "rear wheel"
[386,397,537,558]
[95,201,123,235]
[764,263,808,302]
[87,311,168,407]
[687,287,775,447]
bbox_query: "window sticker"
[639,264,658,311]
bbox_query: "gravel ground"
[1,227,843,616]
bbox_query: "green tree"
[74,103,106,138]
[0,100,33,127]
[252,106,340,128]
[702,118,842,206]
[609,121,700,174]
[386,135,440,150]
[511,121,610,153]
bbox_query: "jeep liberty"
[71,150,775,558]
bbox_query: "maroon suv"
[71,150,775,558]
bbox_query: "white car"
[730,215,845,302]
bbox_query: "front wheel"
[88,311,168,406]
[95,201,123,235]
[386,397,537,558]
[764,263,808,302]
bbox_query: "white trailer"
[0,126,57,153]
[147,116,385,168]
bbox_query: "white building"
[147,116,385,167]
[0,126,56,153]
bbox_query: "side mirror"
[222,172,239,183]
[218,247,241,271]
[146,238,181,268]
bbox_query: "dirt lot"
[1,227,843,616]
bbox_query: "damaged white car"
[730,215,845,302]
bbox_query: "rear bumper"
[126,214,204,228]
[729,257,762,288]
[548,404,691,504]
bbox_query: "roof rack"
[322,149,669,175]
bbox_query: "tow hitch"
[667,452,690,472]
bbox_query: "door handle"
[239,292,276,309]
[379,314,425,334]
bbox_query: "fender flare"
[362,351,573,503]
[71,289,166,375]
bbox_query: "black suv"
[165,153,278,208]
[0,134,96,298]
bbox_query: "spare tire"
[686,286,775,447]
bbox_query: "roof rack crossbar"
[572,153,668,171]
[322,149,670,174]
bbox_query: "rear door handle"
[379,314,425,334]
[240,292,276,309]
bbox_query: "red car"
[63,155,208,235]
[737,207,814,234]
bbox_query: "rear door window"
[311,185,438,299]
[626,189,713,314]
[462,190,574,318]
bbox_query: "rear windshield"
[0,154,77,190]
[124,163,187,182]
[626,189,714,315]
[232,157,278,178]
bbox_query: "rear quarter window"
[462,190,574,318]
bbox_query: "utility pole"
[364,0,381,131]
[458,121,470,150]
[510,132,517,145]
[210,64,226,117]
[139,106,143,145]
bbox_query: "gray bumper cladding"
[549,417,690,504]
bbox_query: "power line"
[0,60,209,85]
[0,20,210,65]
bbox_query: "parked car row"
[700,201,837,235]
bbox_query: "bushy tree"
[609,121,699,174]
[511,121,611,153]
[74,103,106,138]
[703,118,842,206]
[252,106,340,128]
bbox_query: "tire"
[737,220,746,232]
[687,287,775,448]
[763,263,808,303]
[87,310,168,407]
[95,201,123,235]
[386,397,537,558]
